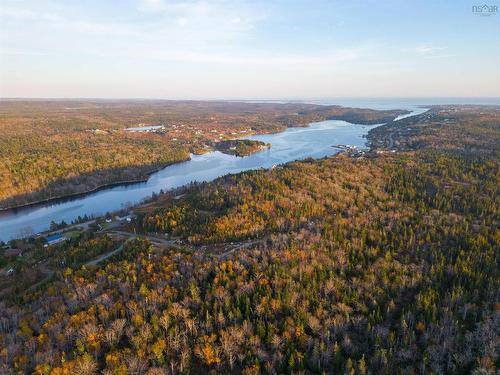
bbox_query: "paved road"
[85,231,186,266]
[85,229,262,267]
[43,219,96,236]
[108,231,184,249]
[86,236,135,266]
[40,216,127,239]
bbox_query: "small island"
[214,139,271,156]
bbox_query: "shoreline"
[0,112,407,214]
[0,158,191,213]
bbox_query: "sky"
[1,0,500,99]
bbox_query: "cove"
[0,107,427,241]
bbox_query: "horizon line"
[1,96,500,101]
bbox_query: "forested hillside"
[0,107,498,374]
[0,100,405,209]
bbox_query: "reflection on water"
[0,99,439,241]
[0,120,381,240]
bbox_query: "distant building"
[46,233,66,245]
[115,215,133,222]
[125,125,165,133]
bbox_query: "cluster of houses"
[1,213,136,277]
[125,125,165,133]
[45,233,66,246]
[104,214,132,224]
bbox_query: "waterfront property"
[125,125,165,133]
[0,119,396,241]
[45,233,66,246]
[115,215,133,222]
[0,106,429,242]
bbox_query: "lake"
[0,101,448,241]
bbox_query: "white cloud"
[0,50,51,56]
[406,45,448,55]
[177,17,188,26]
[2,1,496,98]
[138,0,169,12]
[95,43,378,69]
[400,45,453,60]
[0,6,61,22]
[136,0,264,36]
[67,20,140,36]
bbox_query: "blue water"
[2,97,497,241]
[247,97,500,109]
[0,119,388,241]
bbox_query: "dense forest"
[213,140,271,157]
[0,106,498,374]
[0,100,405,209]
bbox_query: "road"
[217,239,264,260]
[85,236,136,266]
[38,215,129,240]
[24,262,54,293]
[85,229,262,267]
[108,230,185,249]
[46,219,96,236]
[85,231,186,266]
